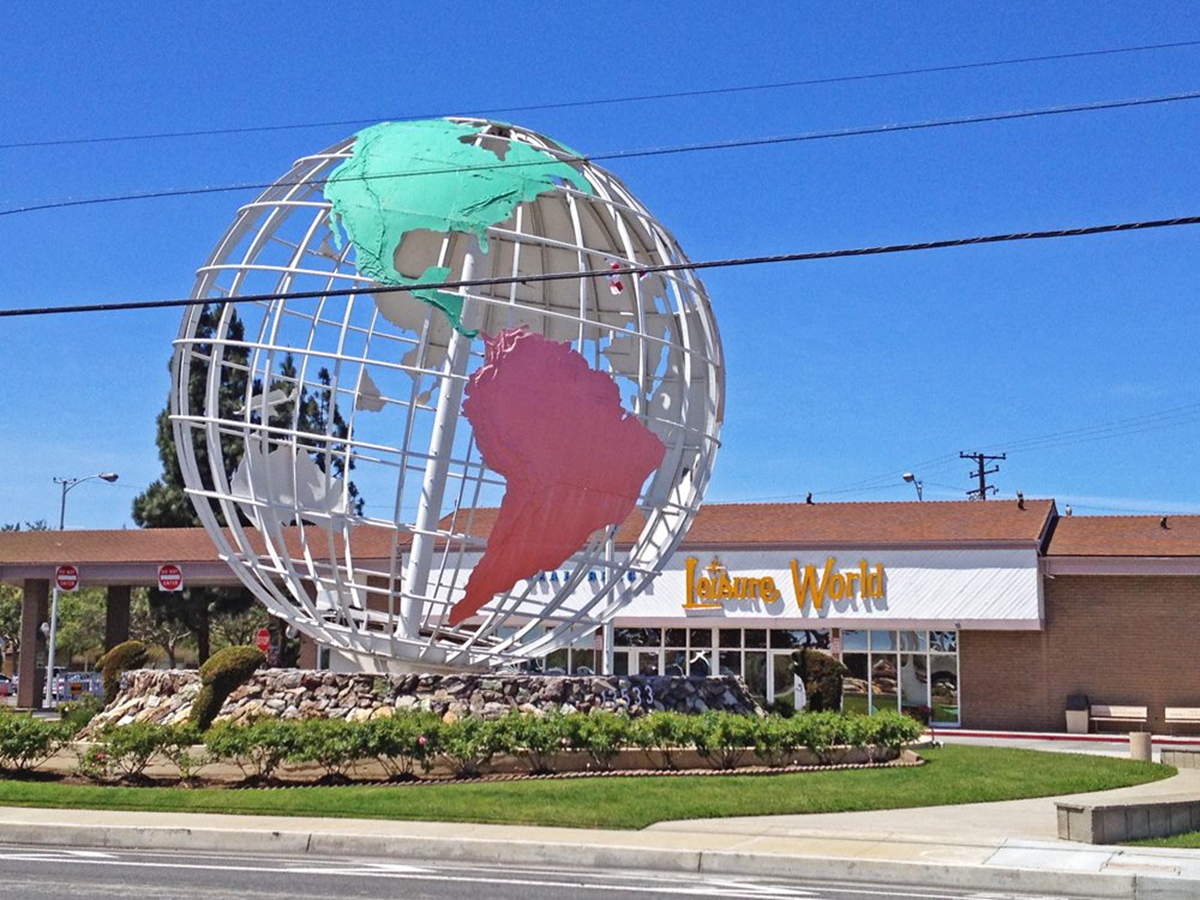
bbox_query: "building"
[2,499,1197,732]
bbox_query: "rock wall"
[88,669,762,731]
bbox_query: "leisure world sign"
[682,555,886,611]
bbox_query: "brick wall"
[963,575,1200,732]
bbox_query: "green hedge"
[45,708,925,785]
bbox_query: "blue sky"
[2,2,1199,529]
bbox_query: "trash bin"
[1066,694,1089,734]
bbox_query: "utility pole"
[960,451,1005,500]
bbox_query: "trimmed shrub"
[863,710,924,761]
[287,718,369,781]
[567,711,630,771]
[753,713,801,767]
[77,722,188,782]
[0,708,70,772]
[204,717,300,782]
[628,711,697,770]
[791,649,848,713]
[692,711,758,770]
[438,716,502,778]
[494,710,573,774]
[95,639,149,704]
[189,645,265,730]
[362,711,440,780]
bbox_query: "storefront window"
[898,653,928,719]
[898,630,926,652]
[744,652,767,699]
[930,654,959,725]
[718,629,742,648]
[842,653,869,715]
[544,648,569,673]
[770,629,831,650]
[571,649,596,674]
[615,628,661,647]
[665,628,687,648]
[689,628,713,648]
[870,630,897,651]
[872,654,899,712]
[842,630,868,652]
[718,650,742,677]
[744,629,767,649]
[835,630,959,720]
[930,631,957,653]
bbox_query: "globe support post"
[400,244,482,638]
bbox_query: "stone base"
[87,670,763,732]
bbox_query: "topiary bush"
[189,645,265,731]
[791,648,849,712]
[95,639,149,704]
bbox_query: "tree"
[132,311,364,663]
[132,304,257,663]
[129,589,194,668]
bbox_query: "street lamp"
[45,471,119,708]
[54,472,119,530]
[902,472,923,501]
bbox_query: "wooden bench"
[1165,707,1200,731]
[1089,704,1148,732]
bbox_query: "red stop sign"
[55,564,79,592]
[255,628,271,653]
[157,563,183,592]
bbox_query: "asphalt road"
[0,845,1096,900]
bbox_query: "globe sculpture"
[172,118,723,672]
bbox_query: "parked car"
[0,673,12,697]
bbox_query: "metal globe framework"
[172,118,724,671]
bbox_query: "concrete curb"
[0,819,1184,899]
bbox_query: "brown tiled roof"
[1046,515,1200,557]
[680,499,1056,546]
[0,524,407,566]
[448,499,1056,547]
[0,499,1058,569]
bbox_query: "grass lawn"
[0,745,1173,830]
[1126,832,1200,849]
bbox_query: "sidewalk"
[2,732,1199,899]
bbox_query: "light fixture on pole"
[54,472,119,531]
[902,472,923,501]
[44,471,119,709]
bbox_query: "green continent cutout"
[324,119,593,336]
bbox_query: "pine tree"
[132,303,256,663]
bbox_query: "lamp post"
[44,472,119,708]
[902,472,923,501]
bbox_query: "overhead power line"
[4,38,1198,151]
[3,212,1200,321]
[5,90,1200,220]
